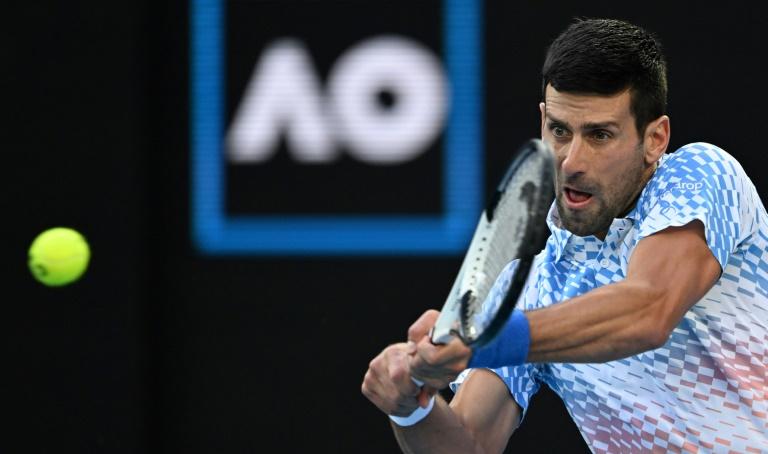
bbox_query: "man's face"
[541,85,653,239]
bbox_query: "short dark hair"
[542,18,668,136]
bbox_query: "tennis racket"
[429,138,554,353]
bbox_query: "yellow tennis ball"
[28,227,91,286]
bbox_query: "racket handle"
[411,377,424,387]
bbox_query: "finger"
[362,372,394,414]
[366,367,421,415]
[386,350,420,397]
[410,338,445,376]
[416,335,471,370]
[409,340,471,390]
[362,368,388,399]
[409,361,445,390]
[407,309,440,343]
[367,350,403,399]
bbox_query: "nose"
[559,135,588,177]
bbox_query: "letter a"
[226,39,336,163]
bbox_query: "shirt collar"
[546,203,637,263]
[545,203,572,262]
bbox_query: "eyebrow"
[545,114,621,132]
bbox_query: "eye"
[591,130,612,141]
[549,124,570,138]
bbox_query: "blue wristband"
[467,310,530,368]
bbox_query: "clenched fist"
[361,343,433,417]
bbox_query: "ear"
[643,115,670,166]
[539,102,546,137]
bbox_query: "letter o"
[327,36,448,165]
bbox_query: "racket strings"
[464,181,531,325]
[462,156,545,336]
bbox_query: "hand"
[407,310,473,390]
[361,343,435,417]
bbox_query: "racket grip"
[411,377,424,387]
[468,310,530,368]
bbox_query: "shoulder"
[655,142,746,181]
[631,143,757,267]
[632,142,763,238]
[641,142,750,199]
[631,142,761,226]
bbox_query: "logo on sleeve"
[675,181,704,191]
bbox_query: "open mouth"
[564,187,593,207]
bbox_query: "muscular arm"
[392,369,520,454]
[526,220,721,363]
[409,221,723,386]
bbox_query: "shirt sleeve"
[449,365,542,426]
[636,143,756,270]
[449,258,544,425]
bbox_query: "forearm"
[526,280,671,363]
[392,396,487,454]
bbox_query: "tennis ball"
[28,227,91,287]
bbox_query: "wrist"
[467,309,530,368]
[388,395,436,427]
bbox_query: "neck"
[618,160,658,219]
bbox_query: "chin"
[559,209,609,237]
[561,221,595,237]
[557,199,612,237]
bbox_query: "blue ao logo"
[190,0,483,255]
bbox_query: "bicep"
[627,220,721,327]
[449,369,520,454]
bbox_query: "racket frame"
[430,139,554,348]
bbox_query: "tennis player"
[362,18,768,453]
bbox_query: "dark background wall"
[5,1,767,453]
